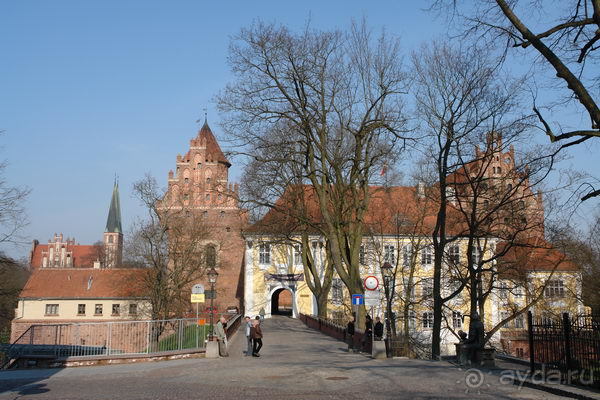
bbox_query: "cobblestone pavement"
[0,316,569,399]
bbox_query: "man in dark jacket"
[346,315,355,351]
[374,317,384,340]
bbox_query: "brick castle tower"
[164,119,246,312]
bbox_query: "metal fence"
[528,311,600,388]
[2,313,241,369]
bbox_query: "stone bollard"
[205,340,219,358]
[372,340,387,359]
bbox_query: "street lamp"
[381,261,394,358]
[207,266,219,340]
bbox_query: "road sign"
[364,290,381,307]
[192,284,205,294]
[351,294,364,305]
[191,293,205,303]
[364,276,379,291]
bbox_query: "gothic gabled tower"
[165,119,239,212]
[104,180,123,268]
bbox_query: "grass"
[155,324,211,352]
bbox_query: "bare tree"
[126,175,217,321]
[0,159,30,248]
[432,0,600,201]
[0,255,29,340]
[217,20,410,325]
[411,42,568,358]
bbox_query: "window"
[359,245,366,265]
[448,245,460,264]
[514,286,523,298]
[129,303,138,316]
[515,348,524,358]
[507,183,513,191]
[206,245,216,267]
[202,211,208,219]
[219,211,225,218]
[197,162,202,169]
[452,311,462,329]
[95,304,103,315]
[45,304,59,315]
[294,245,302,265]
[514,314,524,329]
[402,277,415,300]
[112,304,120,316]
[408,310,416,329]
[183,193,189,201]
[332,278,343,304]
[108,235,114,244]
[421,278,433,298]
[77,304,86,315]
[500,311,511,327]
[471,246,482,264]
[384,245,395,264]
[205,193,210,201]
[499,282,509,299]
[545,280,565,298]
[422,312,434,328]
[259,243,271,265]
[497,167,502,174]
[206,177,211,184]
[421,246,432,267]
[184,178,189,184]
[402,245,412,267]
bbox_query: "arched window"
[206,245,216,267]
[108,236,114,244]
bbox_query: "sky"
[0,1,598,260]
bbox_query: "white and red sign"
[363,275,379,291]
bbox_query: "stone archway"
[267,285,297,318]
[271,288,293,316]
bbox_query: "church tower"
[104,180,123,268]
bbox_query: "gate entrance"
[271,288,293,316]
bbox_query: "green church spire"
[105,179,122,233]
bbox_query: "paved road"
[0,316,568,399]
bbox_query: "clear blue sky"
[0,1,598,259]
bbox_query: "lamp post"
[207,266,219,340]
[381,261,394,358]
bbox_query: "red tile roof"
[195,121,230,166]
[19,268,149,299]
[245,184,465,236]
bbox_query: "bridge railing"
[299,313,370,352]
[2,313,241,369]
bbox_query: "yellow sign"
[191,293,205,303]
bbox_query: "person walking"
[215,315,229,357]
[244,316,253,356]
[346,315,355,351]
[251,316,263,357]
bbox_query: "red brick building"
[161,120,246,314]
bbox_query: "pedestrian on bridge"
[244,316,253,356]
[374,317,384,341]
[251,316,263,357]
[215,315,229,357]
[346,315,355,351]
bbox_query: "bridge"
[0,316,569,399]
